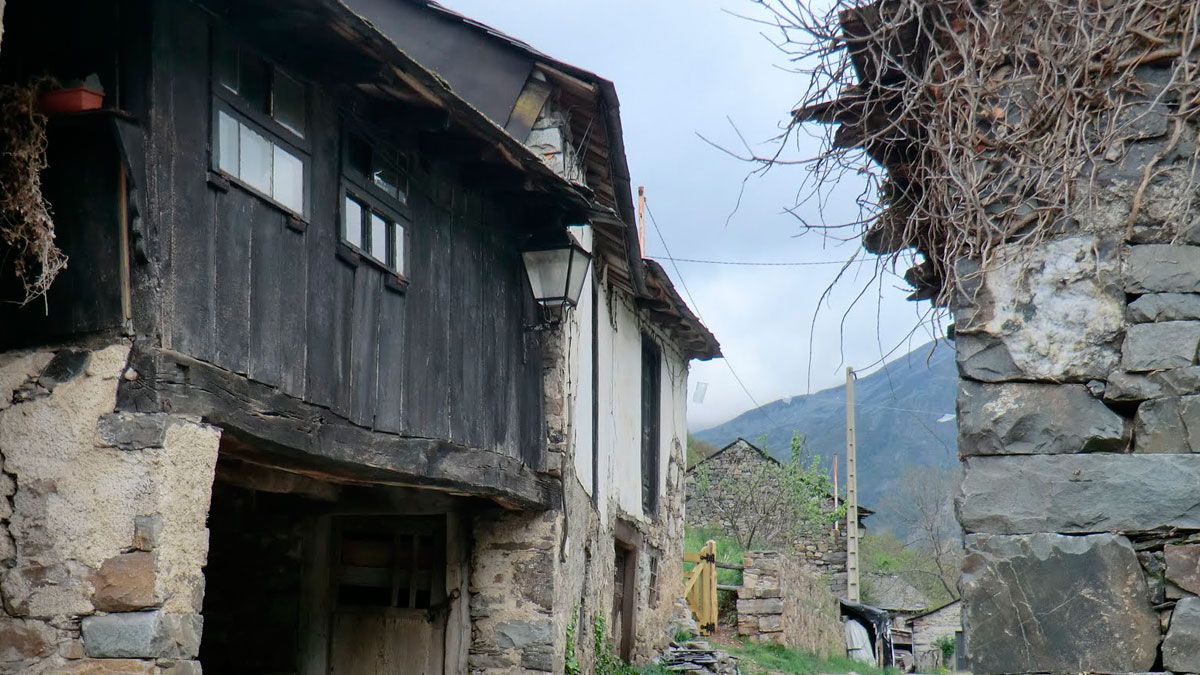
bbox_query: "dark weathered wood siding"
[145,0,543,463]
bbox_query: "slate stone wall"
[954,75,1200,670]
[0,342,219,673]
[736,550,843,658]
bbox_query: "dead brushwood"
[0,79,67,307]
[766,0,1200,306]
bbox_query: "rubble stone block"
[958,381,1130,455]
[1125,244,1200,293]
[0,617,54,662]
[736,598,783,615]
[493,619,551,650]
[2,561,94,618]
[955,334,1025,382]
[1135,395,1200,453]
[962,533,1159,673]
[1122,321,1200,371]
[81,611,201,659]
[55,659,157,674]
[959,455,1200,533]
[96,413,170,451]
[132,515,163,552]
[1128,292,1200,322]
[1164,544,1200,595]
[92,551,157,611]
[1164,596,1200,672]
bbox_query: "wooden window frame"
[208,28,312,219]
[640,334,662,517]
[338,127,412,286]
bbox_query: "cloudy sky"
[442,0,939,429]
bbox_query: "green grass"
[718,639,897,675]
[684,526,746,586]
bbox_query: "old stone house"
[908,600,962,672]
[0,0,718,673]
[685,438,870,597]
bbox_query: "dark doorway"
[611,540,637,662]
[200,481,317,673]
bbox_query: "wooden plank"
[303,97,343,409]
[374,288,406,434]
[212,189,253,374]
[248,201,286,387]
[277,219,309,397]
[348,265,382,427]
[161,4,216,360]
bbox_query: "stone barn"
[685,438,871,597]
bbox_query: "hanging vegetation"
[0,79,66,306]
[758,0,1200,305]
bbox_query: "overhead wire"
[643,199,787,431]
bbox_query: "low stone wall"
[0,342,220,672]
[736,551,843,658]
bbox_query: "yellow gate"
[683,539,718,634]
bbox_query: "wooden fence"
[684,540,718,634]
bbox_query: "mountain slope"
[695,341,958,535]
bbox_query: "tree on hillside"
[881,466,963,600]
[686,435,719,468]
[693,432,841,550]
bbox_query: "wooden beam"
[118,345,557,510]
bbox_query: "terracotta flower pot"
[38,87,104,114]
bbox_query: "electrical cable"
[644,199,786,430]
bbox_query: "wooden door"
[329,610,444,674]
[611,542,636,661]
[329,517,447,674]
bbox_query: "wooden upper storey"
[0,0,600,507]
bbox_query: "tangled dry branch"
[762,0,1200,306]
[0,80,66,307]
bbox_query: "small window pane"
[214,34,239,94]
[272,70,306,137]
[217,111,239,175]
[343,197,363,249]
[373,161,402,201]
[273,145,304,213]
[239,51,270,114]
[239,123,273,194]
[391,222,405,273]
[348,134,371,178]
[369,213,388,262]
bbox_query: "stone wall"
[945,56,1200,673]
[736,551,843,658]
[910,601,960,671]
[687,440,848,596]
[0,342,220,673]
[469,320,687,673]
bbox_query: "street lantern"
[522,237,592,325]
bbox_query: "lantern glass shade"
[522,241,592,309]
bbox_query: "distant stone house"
[685,438,871,597]
[909,600,963,671]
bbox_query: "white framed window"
[211,29,309,218]
[340,128,411,278]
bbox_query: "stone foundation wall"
[736,551,842,658]
[0,342,220,673]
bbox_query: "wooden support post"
[846,367,861,602]
[637,186,647,257]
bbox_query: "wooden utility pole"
[845,366,861,602]
[637,186,647,256]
